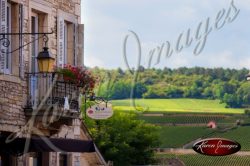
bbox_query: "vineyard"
[112,98,250,165]
[158,126,250,150]
[139,115,226,124]
[112,99,250,149]
[203,126,250,150]
[159,126,212,148]
[157,154,250,166]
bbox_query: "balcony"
[24,72,81,119]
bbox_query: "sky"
[81,0,250,70]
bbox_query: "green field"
[112,99,244,114]
[218,115,250,124]
[205,126,250,151]
[157,154,250,166]
[159,126,212,148]
[112,99,250,150]
[147,118,250,150]
[158,126,250,150]
[139,115,226,124]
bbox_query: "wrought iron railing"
[25,72,80,111]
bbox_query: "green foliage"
[143,87,165,98]
[164,86,184,98]
[237,83,250,106]
[85,112,160,165]
[110,81,131,99]
[245,109,250,116]
[91,67,250,108]
[133,82,147,98]
[222,93,242,108]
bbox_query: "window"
[0,2,12,74]
[30,12,39,108]
[29,153,42,166]
[0,1,23,76]
[29,11,48,72]
[59,154,68,166]
[57,17,76,67]
[5,2,11,74]
[29,157,38,166]
[30,11,48,107]
[63,21,75,65]
[64,22,68,64]
[31,13,39,73]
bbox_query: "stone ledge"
[0,124,20,133]
[0,74,22,84]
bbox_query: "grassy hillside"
[205,126,250,151]
[139,115,226,124]
[112,99,249,150]
[159,126,212,148]
[157,154,250,166]
[112,99,245,114]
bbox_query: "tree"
[213,82,226,99]
[222,93,242,108]
[164,86,184,98]
[91,67,249,108]
[143,87,165,98]
[236,83,250,106]
[202,87,214,99]
[110,81,131,99]
[184,84,202,98]
[133,82,147,98]
[86,113,160,166]
[117,67,125,76]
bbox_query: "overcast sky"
[81,0,250,70]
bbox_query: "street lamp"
[37,47,55,72]
[0,31,54,74]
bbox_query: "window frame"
[64,21,68,64]
[30,12,39,73]
[4,2,12,74]
[59,154,68,166]
[57,10,78,67]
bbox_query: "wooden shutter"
[19,4,24,78]
[73,23,78,66]
[0,0,7,73]
[57,16,64,67]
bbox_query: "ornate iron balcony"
[25,72,80,112]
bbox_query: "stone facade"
[0,0,106,165]
[0,75,26,132]
[0,0,83,134]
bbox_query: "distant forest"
[92,67,250,108]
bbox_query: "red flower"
[54,64,97,92]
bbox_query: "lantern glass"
[37,47,55,72]
[37,58,55,72]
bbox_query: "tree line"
[92,66,250,108]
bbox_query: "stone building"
[0,0,107,165]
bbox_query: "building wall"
[0,0,82,76]
[0,0,106,166]
[0,0,83,134]
[0,75,26,132]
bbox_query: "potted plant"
[55,64,96,92]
